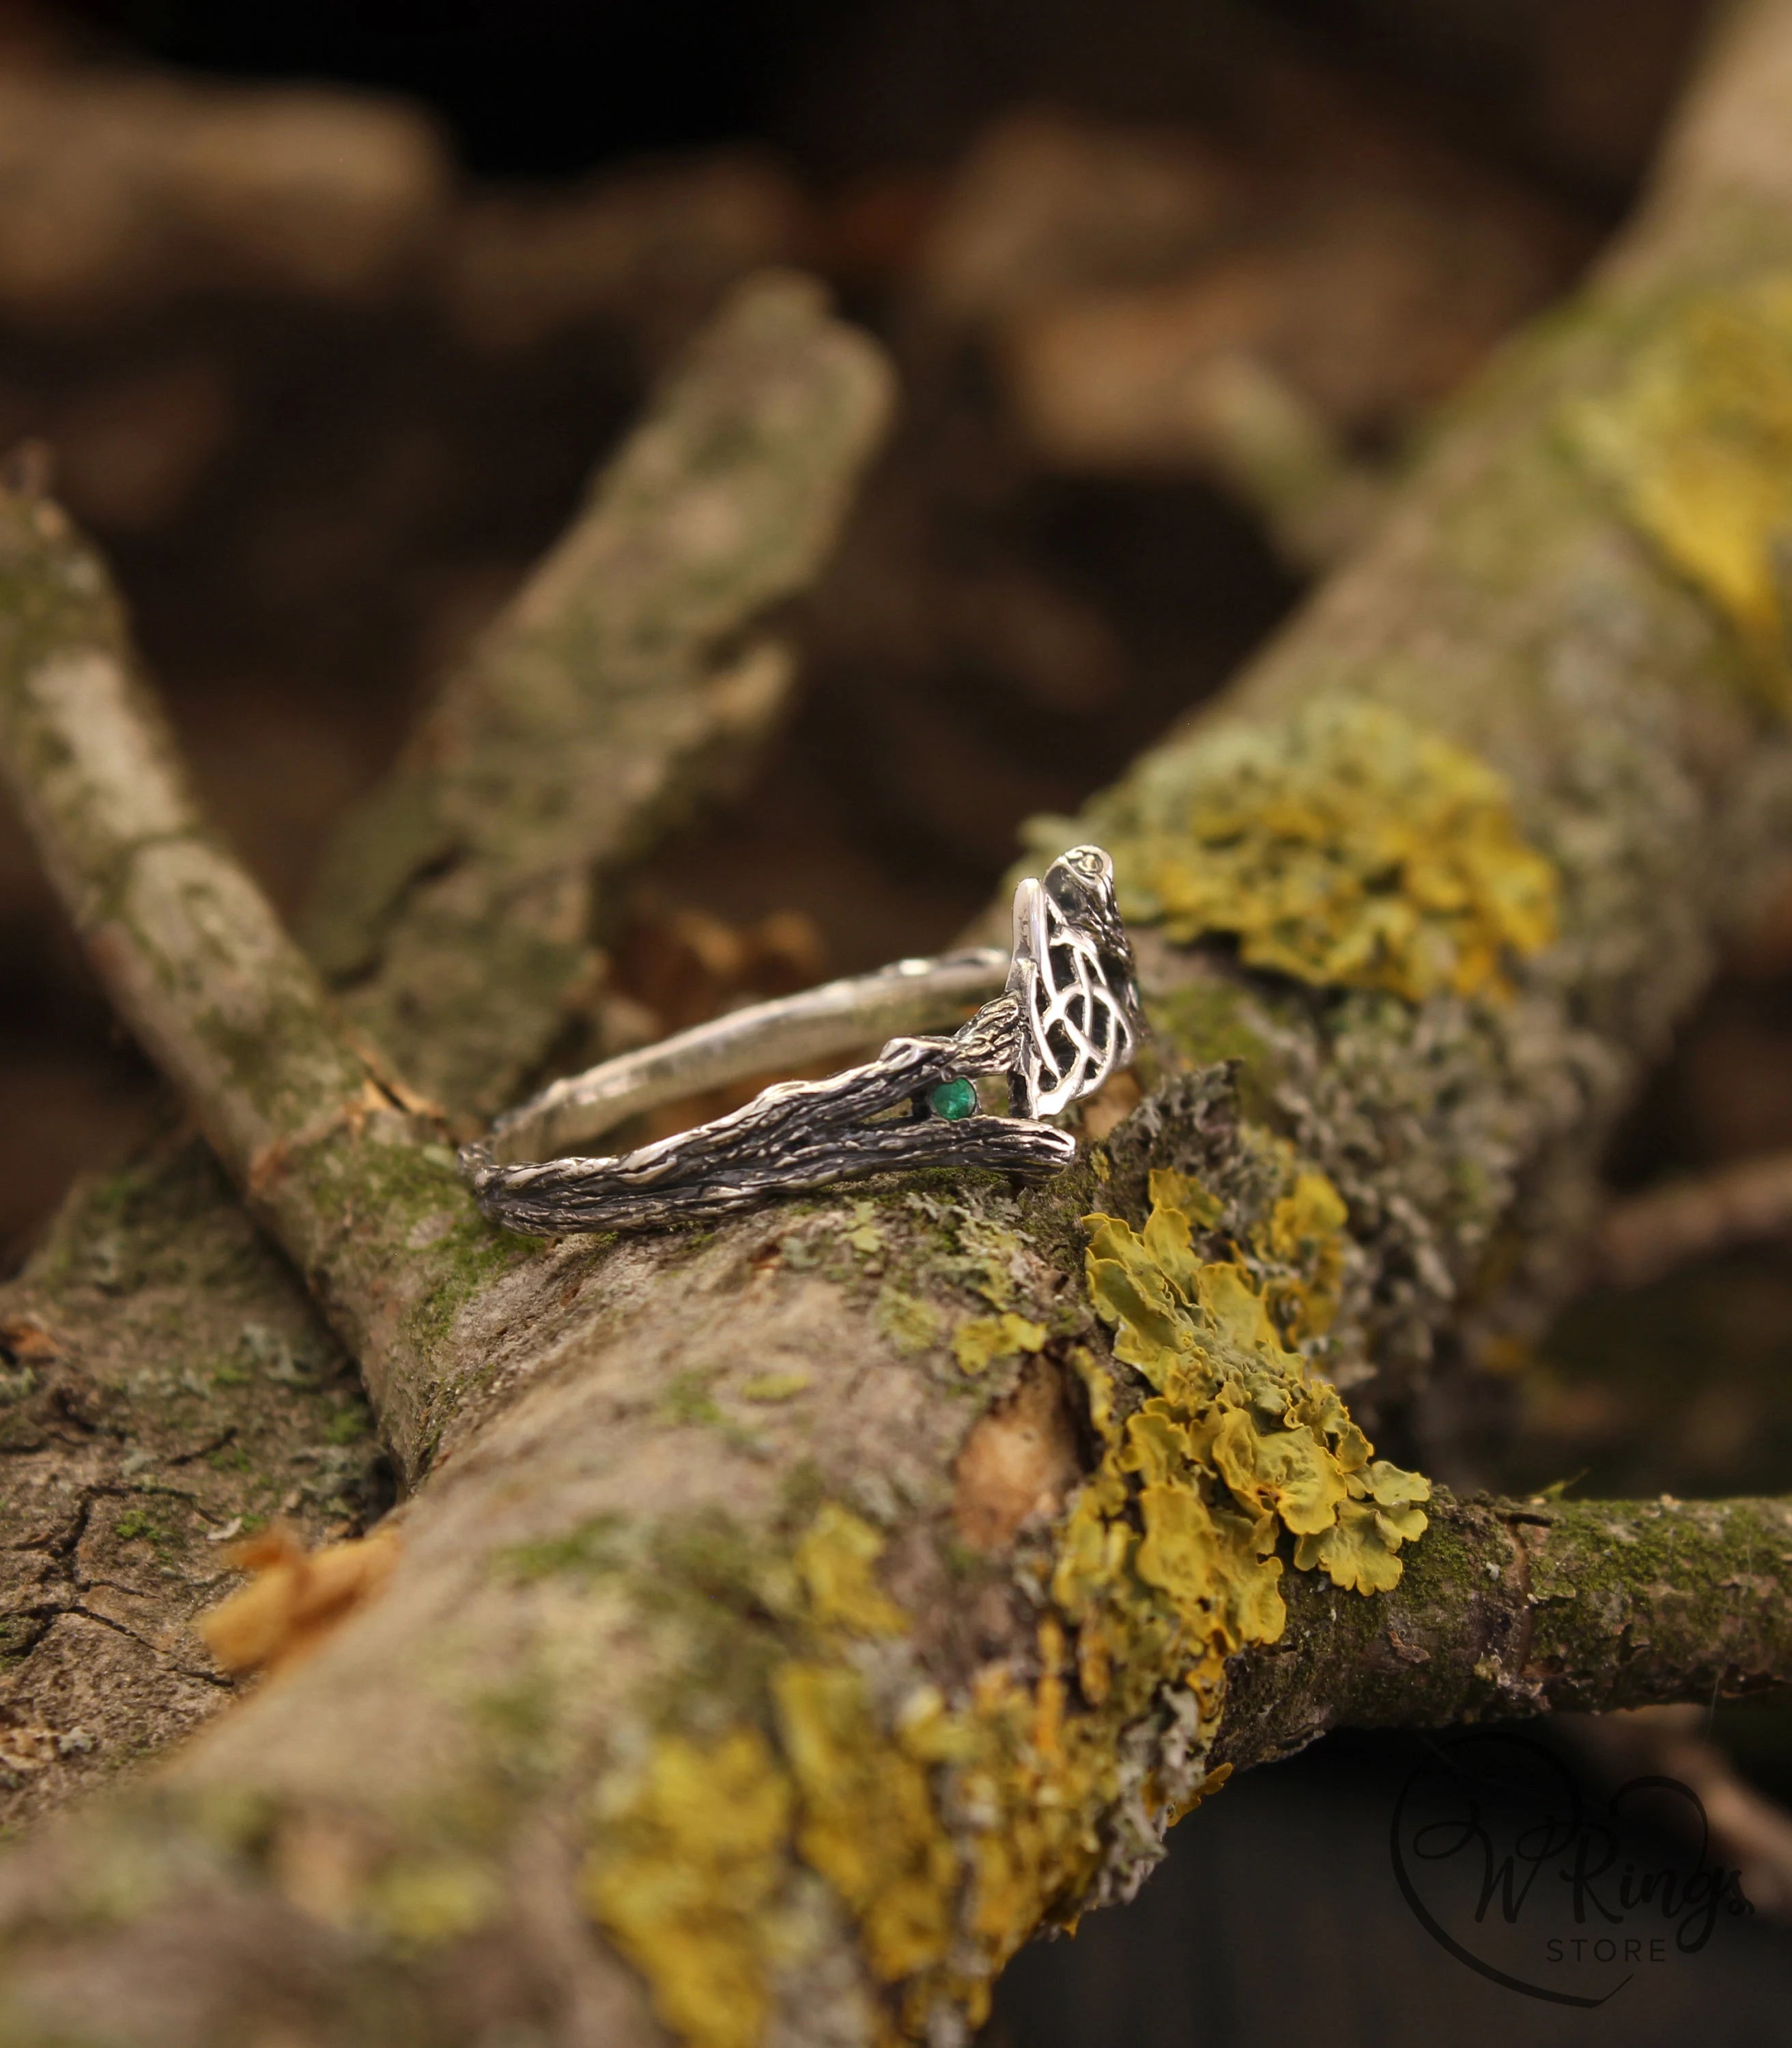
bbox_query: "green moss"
[336,1138,474,1238]
[398,1214,539,1368]
[649,1509,774,1616]
[0,1615,40,1662]
[778,1459,829,1527]
[1146,980,1277,1113]
[498,1515,627,1582]
[662,1369,726,1430]
[326,1405,372,1444]
[874,1287,942,1356]
[113,1507,181,1561]
[652,1369,766,1455]
[191,999,364,1141]
[70,1165,145,1221]
[301,770,458,982]
[471,1679,555,1750]
[629,1512,792,1733]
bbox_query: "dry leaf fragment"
[198,1523,400,1677]
[0,1317,61,1363]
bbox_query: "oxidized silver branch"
[460,844,1142,1234]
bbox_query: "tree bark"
[1217,1491,1792,1769]
[0,273,892,1834]
[6,5,1792,2044]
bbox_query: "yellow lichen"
[952,1311,1047,1376]
[739,1369,814,1403]
[793,1502,909,1638]
[935,1646,1118,2027]
[772,1662,960,1982]
[1565,273,1792,702]
[836,1166,1423,2025]
[1032,699,1558,1001]
[367,1855,502,1949]
[582,1726,795,2048]
[584,1174,1424,2045]
[876,1287,942,1355]
[1266,1170,1348,1339]
[1079,1167,1429,1614]
[838,1199,888,1258]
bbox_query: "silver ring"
[460,844,1142,1234]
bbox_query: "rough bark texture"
[1217,1491,1792,1771]
[0,273,892,1835]
[0,1143,386,1834]
[4,5,1792,2043]
[303,269,895,1124]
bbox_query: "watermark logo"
[1390,1729,1752,2004]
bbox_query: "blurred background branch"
[303,270,892,1122]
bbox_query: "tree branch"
[0,274,892,1830]
[1217,1492,1792,1772]
[0,272,893,1489]
[305,268,894,1120]
[1597,1150,1792,1286]
[0,1141,388,1834]
[0,481,450,1385]
[5,4,1792,2043]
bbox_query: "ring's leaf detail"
[462,847,1142,1233]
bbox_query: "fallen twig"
[1598,1151,1792,1288]
[305,270,894,1120]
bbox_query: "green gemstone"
[928,1077,978,1122]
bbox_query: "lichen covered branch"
[8,5,1792,2044]
[1219,1492,1792,1772]
[0,274,895,1488]
[0,489,373,1179]
[0,479,468,1432]
[304,268,894,1119]
[0,271,895,1833]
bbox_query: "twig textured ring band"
[460,844,1143,1234]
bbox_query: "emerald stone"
[928,1077,978,1121]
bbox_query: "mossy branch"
[1219,1492,1792,1772]
[0,272,892,1839]
[8,7,1792,2046]
[0,276,893,1488]
[304,268,894,1119]
[0,481,464,1423]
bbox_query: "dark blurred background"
[9,1,1792,2039]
